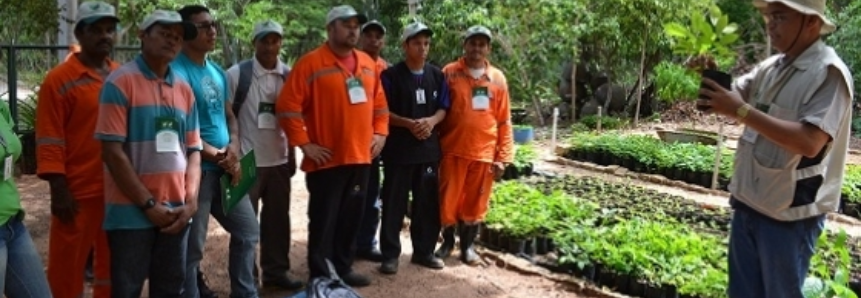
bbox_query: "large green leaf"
[664,22,692,38]
[722,23,739,34]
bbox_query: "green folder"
[221,150,257,215]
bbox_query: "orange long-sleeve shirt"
[439,58,514,164]
[276,44,389,173]
[36,55,120,200]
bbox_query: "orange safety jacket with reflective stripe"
[36,54,120,200]
[276,43,389,172]
[439,58,514,164]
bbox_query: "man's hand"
[698,79,746,118]
[218,145,239,170]
[300,143,333,166]
[49,178,79,224]
[371,134,386,157]
[160,204,196,234]
[144,204,179,229]
[227,162,241,186]
[491,162,506,180]
[414,118,435,140]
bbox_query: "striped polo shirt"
[94,55,202,230]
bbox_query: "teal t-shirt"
[0,102,23,225]
[171,52,230,171]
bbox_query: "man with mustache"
[227,20,303,291]
[354,19,389,263]
[276,4,389,287]
[36,2,119,297]
[698,0,853,296]
[95,9,200,296]
[435,25,514,265]
[172,5,259,298]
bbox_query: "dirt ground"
[19,120,861,297]
[17,164,597,298]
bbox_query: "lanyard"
[0,130,8,156]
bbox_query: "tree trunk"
[633,27,648,126]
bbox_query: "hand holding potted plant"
[663,5,740,111]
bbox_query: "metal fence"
[0,44,140,132]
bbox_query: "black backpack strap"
[232,59,254,116]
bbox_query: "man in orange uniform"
[36,2,120,297]
[276,5,389,287]
[354,19,389,263]
[435,25,514,265]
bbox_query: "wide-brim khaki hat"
[753,0,836,34]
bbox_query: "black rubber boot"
[459,224,480,265]
[434,225,457,258]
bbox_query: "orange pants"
[47,199,110,298]
[439,155,495,226]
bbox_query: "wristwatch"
[736,104,752,119]
[140,198,157,211]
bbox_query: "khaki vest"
[730,41,854,221]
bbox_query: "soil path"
[17,166,597,298]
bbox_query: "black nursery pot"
[844,203,861,218]
[508,238,526,255]
[522,238,536,258]
[673,167,686,182]
[597,268,617,288]
[535,237,549,255]
[574,264,597,281]
[615,273,632,294]
[629,278,647,297]
[699,171,713,188]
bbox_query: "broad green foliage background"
[1,0,858,115]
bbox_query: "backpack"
[290,260,363,298]
[232,59,290,116]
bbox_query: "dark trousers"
[380,162,442,260]
[108,226,190,298]
[355,158,381,251]
[249,163,294,282]
[305,165,370,278]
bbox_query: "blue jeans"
[0,213,52,297]
[728,201,825,298]
[185,170,260,298]
[356,158,381,251]
[107,225,190,297]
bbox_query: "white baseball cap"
[140,10,198,41]
[464,25,493,42]
[401,22,433,42]
[252,20,283,41]
[75,1,119,28]
[326,5,368,26]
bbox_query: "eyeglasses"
[195,22,218,31]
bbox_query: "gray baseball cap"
[464,25,493,41]
[401,22,433,42]
[76,1,120,28]
[252,20,283,41]
[140,10,198,41]
[326,5,368,26]
[361,20,386,34]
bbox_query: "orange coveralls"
[438,58,514,226]
[36,54,117,298]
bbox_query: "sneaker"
[378,259,399,275]
[340,271,372,288]
[263,276,304,290]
